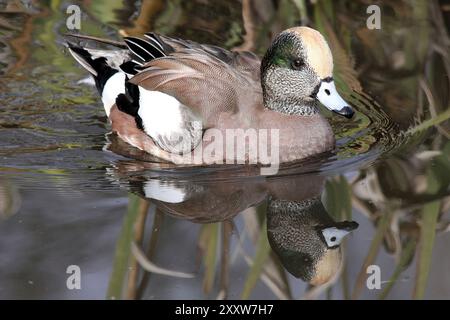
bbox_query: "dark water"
[0,0,449,299]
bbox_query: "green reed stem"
[106,194,141,299]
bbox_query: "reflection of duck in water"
[267,197,357,285]
[108,161,358,285]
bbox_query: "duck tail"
[66,42,100,77]
[66,42,119,95]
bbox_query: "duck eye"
[291,58,304,70]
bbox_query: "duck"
[66,27,354,165]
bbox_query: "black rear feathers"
[67,32,169,120]
[116,79,143,131]
[116,33,168,129]
[68,32,168,80]
[67,42,118,95]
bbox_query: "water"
[0,0,449,299]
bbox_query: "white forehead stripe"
[287,27,333,78]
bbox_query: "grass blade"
[413,200,441,299]
[218,221,232,299]
[408,108,450,134]
[352,210,393,299]
[106,193,142,299]
[379,239,417,299]
[200,223,220,294]
[241,216,270,299]
[341,259,351,300]
[324,175,352,220]
[136,209,165,299]
[131,242,195,278]
[126,199,150,299]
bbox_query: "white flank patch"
[137,88,184,139]
[143,180,186,203]
[101,72,126,117]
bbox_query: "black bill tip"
[336,221,359,231]
[333,106,355,119]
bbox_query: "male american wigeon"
[67,27,354,164]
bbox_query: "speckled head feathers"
[260,26,336,115]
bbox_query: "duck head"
[261,27,354,119]
[267,197,358,286]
